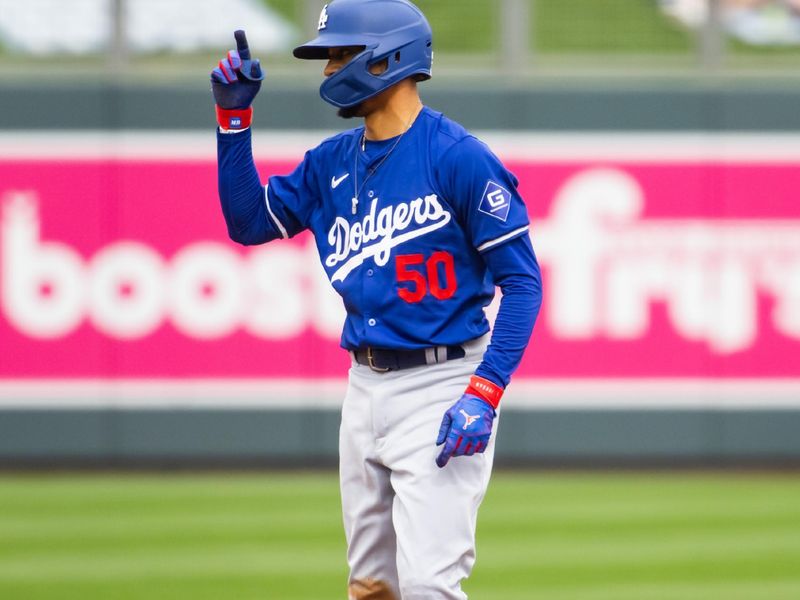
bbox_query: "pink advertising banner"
[1,134,799,393]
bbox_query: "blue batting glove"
[435,394,496,468]
[211,30,265,110]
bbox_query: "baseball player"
[211,1,542,598]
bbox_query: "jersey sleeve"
[435,135,530,252]
[218,128,276,246]
[265,150,321,239]
[474,233,542,387]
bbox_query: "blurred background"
[1,1,799,599]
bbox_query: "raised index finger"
[234,30,251,61]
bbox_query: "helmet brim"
[293,35,372,60]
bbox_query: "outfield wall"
[3,81,800,132]
[1,84,799,466]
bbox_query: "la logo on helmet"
[318,4,329,30]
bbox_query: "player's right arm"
[213,31,318,245]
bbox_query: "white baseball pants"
[339,336,497,600]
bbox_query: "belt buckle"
[367,348,391,373]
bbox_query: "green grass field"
[1,472,799,599]
[264,0,692,54]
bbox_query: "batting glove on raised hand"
[211,30,265,129]
[435,376,503,468]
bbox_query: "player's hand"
[435,394,496,468]
[211,30,265,110]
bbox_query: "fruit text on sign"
[534,169,800,354]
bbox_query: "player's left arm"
[434,135,542,468]
[435,235,542,467]
[474,232,542,387]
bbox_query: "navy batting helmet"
[293,0,433,108]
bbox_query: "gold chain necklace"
[351,110,419,215]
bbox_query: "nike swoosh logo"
[331,173,350,189]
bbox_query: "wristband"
[465,375,503,410]
[216,105,253,130]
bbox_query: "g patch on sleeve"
[478,180,511,222]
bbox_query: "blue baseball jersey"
[263,107,530,351]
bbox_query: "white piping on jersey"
[325,194,451,283]
[476,225,530,253]
[264,184,288,239]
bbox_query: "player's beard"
[337,103,365,119]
